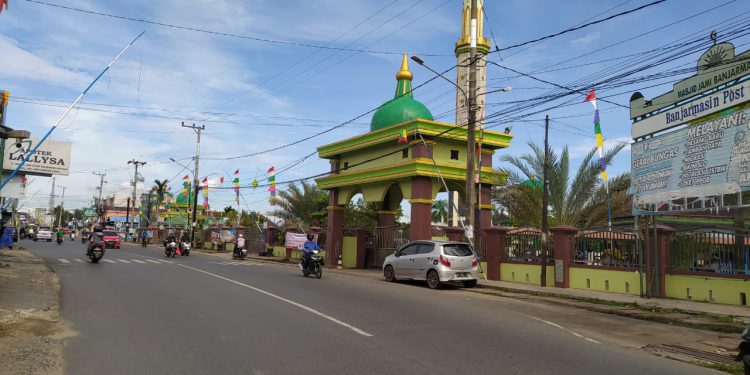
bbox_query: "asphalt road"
[26,238,716,375]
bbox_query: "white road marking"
[102,259,116,263]
[58,258,70,263]
[116,259,131,263]
[131,259,147,264]
[157,260,174,264]
[518,313,600,344]
[175,263,373,337]
[145,260,161,264]
[74,259,84,263]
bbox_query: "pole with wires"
[540,115,550,287]
[182,122,204,247]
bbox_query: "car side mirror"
[393,251,400,257]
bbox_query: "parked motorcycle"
[736,325,750,374]
[180,241,191,256]
[89,244,104,263]
[233,245,247,260]
[299,249,323,279]
[165,241,177,258]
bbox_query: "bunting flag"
[202,180,209,209]
[182,175,189,181]
[233,169,240,204]
[220,176,224,184]
[181,178,190,199]
[234,169,240,175]
[584,89,608,192]
[251,180,258,188]
[267,166,276,205]
[0,0,8,15]
[397,128,408,144]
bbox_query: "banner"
[632,107,750,211]
[285,232,314,250]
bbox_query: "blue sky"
[1,0,749,218]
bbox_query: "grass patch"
[696,361,743,375]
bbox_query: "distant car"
[63,227,71,234]
[102,230,121,249]
[35,226,53,242]
[382,240,479,289]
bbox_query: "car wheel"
[47,239,51,242]
[426,270,442,289]
[462,280,477,288]
[384,265,397,282]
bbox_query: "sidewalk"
[239,253,749,333]
[0,248,64,375]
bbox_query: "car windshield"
[442,244,474,257]
[103,231,117,237]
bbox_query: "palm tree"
[268,180,328,230]
[431,199,448,224]
[152,179,168,211]
[495,140,627,228]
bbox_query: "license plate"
[455,273,469,278]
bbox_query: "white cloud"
[0,35,90,87]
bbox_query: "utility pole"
[540,114,550,287]
[93,171,107,214]
[57,186,66,227]
[182,122,204,246]
[127,160,146,235]
[464,0,479,247]
[48,177,56,225]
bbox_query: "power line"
[24,0,447,57]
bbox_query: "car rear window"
[442,244,474,257]
[40,227,51,231]
[103,231,117,237]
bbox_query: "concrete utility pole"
[540,114,550,287]
[127,160,146,233]
[48,177,56,225]
[465,0,479,247]
[93,171,107,212]
[182,122,204,246]
[57,186,66,227]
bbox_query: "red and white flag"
[0,0,8,14]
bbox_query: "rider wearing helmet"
[301,233,320,270]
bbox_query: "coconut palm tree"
[152,179,168,211]
[268,180,328,229]
[431,199,448,224]
[495,140,628,228]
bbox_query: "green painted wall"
[272,246,286,257]
[342,236,358,268]
[500,263,555,286]
[666,275,750,306]
[569,267,642,296]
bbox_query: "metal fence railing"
[505,228,552,262]
[574,227,639,268]
[669,227,750,275]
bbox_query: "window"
[402,148,409,158]
[450,150,459,160]
[343,162,349,170]
[442,244,474,256]
[398,244,419,256]
[417,243,435,254]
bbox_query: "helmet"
[239,234,243,238]
[306,233,314,241]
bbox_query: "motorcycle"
[736,324,750,374]
[180,241,191,256]
[233,245,247,260]
[165,241,177,258]
[89,244,104,263]
[81,234,88,244]
[299,249,323,279]
[56,237,63,245]
[70,233,76,241]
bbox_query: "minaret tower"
[455,0,490,128]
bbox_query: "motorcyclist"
[235,234,246,257]
[86,226,105,256]
[55,227,65,242]
[179,231,190,252]
[164,231,177,250]
[301,234,320,270]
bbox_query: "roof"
[370,54,433,132]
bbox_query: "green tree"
[494,141,628,228]
[268,180,327,230]
[431,199,448,224]
[152,179,168,210]
[344,198,379,230]
[223,206,238,226]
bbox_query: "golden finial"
[396,53,413,81]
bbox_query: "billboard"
[632,107,750,213]
[2,137,71,176]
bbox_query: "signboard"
[2,137,71,176]
[554,260,564,284]
[0,174,26,199]
[632,79,748,138]
[632,107,750,211]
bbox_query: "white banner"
[285,232,315,250]
[632,80,749,139]
[2,138,71,176]
[0,175,27,199]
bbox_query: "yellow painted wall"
[569,267,642,296]
[666,275,750,306]
[341,236,358,268]
[500,263,555,286]
[431,236,449,241]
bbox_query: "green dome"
[370,95,434,131]
[370,53,433,132]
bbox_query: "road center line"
[175,262,373,337]
[58,258,70,263]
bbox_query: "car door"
[392,244,419,278]
[411,243,437,280]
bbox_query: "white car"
[35,226,53,242]
[382,240,479,289]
